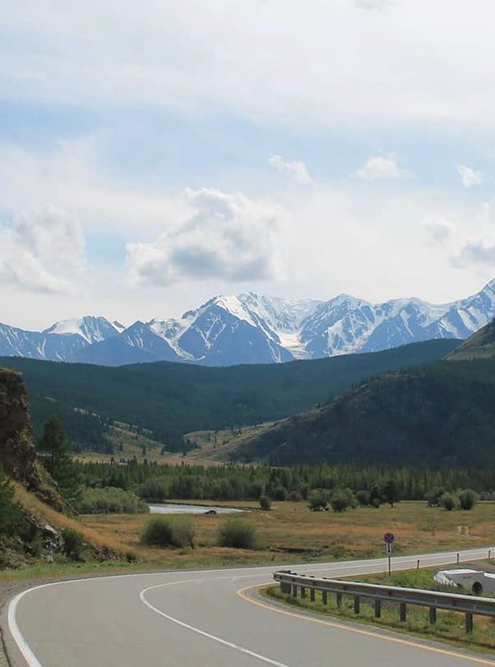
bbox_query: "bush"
[425,487,446,507]
[217,519,259,549]
[356,490,370,507]
[62,528,85,561]
[76,487,150,514]
[330,488,355,513]
[273,486,288,501]
[259,495,272,511]
[141,516,195,548]
[440,492,459,511]
[458,489,479,511]
[307,489,329,510]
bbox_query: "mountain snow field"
[1,281,495,366]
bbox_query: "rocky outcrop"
[0,368,62,509]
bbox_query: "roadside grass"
[263,559,495,654]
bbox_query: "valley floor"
[79,500,495,571]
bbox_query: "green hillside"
[446,319,495,361]
[0,338,459,453]
[230,356,495,468]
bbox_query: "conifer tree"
[39,417,81,506]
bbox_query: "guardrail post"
[374,599,381,618]
[301,587,306,599]
[292,584,298,598]
[466,613,474,634]
[400,602,407,622]
[322,590,328,605]
[429,606,437,625]
[336,593,342,608]
[354,595,360,614]
[310,588,315,602]
[457,553,460,564]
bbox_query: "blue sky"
[1,0,495,329]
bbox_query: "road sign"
[383,532,395,544]
[386,542,392,555]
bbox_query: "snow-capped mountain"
[0,317,120,362]
[2,281,495,366]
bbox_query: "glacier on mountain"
[1,281,495,366]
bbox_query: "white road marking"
[6,546,494,667]
[8,588,44,667]
[139,580,293,667]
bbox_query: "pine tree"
[39,417,81,506]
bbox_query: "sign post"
[384,532,395,576]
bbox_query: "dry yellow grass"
[13,483,128,555]
[79,500,495,570]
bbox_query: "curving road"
[5,547,495,667]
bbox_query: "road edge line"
[237,584,495,666]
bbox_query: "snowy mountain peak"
[43,316,120,344]
[3,281,495,366]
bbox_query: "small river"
[149,503,246,515]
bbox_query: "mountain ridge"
[2,281,495,366]
[223,322,495,468]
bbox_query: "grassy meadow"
[78,499,495,570]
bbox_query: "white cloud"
[0,207,86,293]
[3,2,495,131]
[356,153,411,181]
[458,165,482,188]
[454,240,495,268]
[423,214,456,245]
[126,188,281,287]
[269,155,313,184]
[354,0,393,9]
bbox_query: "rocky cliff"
[0,367,62,509]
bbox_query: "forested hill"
[230,357,495,468]
[0,338,459,453]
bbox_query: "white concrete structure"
[434,569,495,594]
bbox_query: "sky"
[2,0,495,330]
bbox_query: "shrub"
[440,492,459,511]
[76,487,149,514]
[62,528,85,561]
[273,486,288,501]
[141,516,195,548]
[307,489,329,510]
[330,488,355,513]
[458,489,479,511]
[259,495,272,511]
[288,490,302,502]
[217,519,259,549]
[356,490,370,507]
[425,487,446,507]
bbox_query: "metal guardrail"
[273,571,495,633]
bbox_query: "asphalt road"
[6,547,495,667]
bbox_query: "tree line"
[75,458,495,504]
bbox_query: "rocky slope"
[0,368,62,509]
[1,281,495,366]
